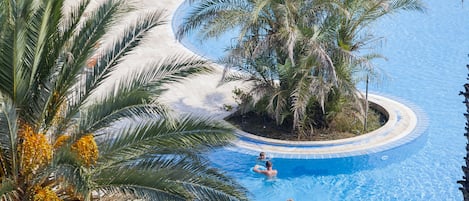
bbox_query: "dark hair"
[266,160,272,168]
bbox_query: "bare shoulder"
[268,170,278,177]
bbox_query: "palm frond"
[390,0,426,12]
[0,9,14,98]
[83,103,171,135]
[47,164,91,200]
[176,0,251,40]
[0,178,20,200]
[97,115,234,167]
[59,0,91,43]
[0,98,18,177]
[35,0,126,135]
[266,89,289,124]
[57,0,126,97]
[95,156,246,201]
[97,185,186,201]
[220,68,253,84]
[28,0,63,86]
[290,71,313,130]
[80,55,209,133]
[117,54,210,96]
[24,1,61,125]
[5,0,48,107]
[180,181,247,201]
[56,8,166,136]
[83,10,166,99]
[95,158,195,199]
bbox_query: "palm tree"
[0,0,247,200]
[286,0,426,137]
[178,0,424,139]
[458,63,469,201]
[178,0,336,138]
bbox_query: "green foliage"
[330,105,382,134]
[232,87,254,114]
[179,0,425,138]
[0,0,247,200]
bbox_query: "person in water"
[253,160,277,177]
[258,152,266,160]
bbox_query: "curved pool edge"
[229,93,428,159]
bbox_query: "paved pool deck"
[120,0,426,159]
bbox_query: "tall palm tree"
[286,0,426,137]
[178,0,424,139]
[178,0,336,138]
[0,0,247,200]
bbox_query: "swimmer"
[258,152,266,160]
[256,152,270,165]
[253,160,277,177]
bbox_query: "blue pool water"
[173,1,469,200]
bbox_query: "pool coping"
[229,94,427,159]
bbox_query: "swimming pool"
[173,0,469,200]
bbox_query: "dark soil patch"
[226,112,293,140]
[226,111,385,141]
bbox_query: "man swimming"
[253,160,278,177]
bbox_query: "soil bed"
[225,109,387,141]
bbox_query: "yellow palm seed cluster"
[71,134,99,167]
[33,186,61,201]
[54,135,70,149]
[19,124,53,174]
